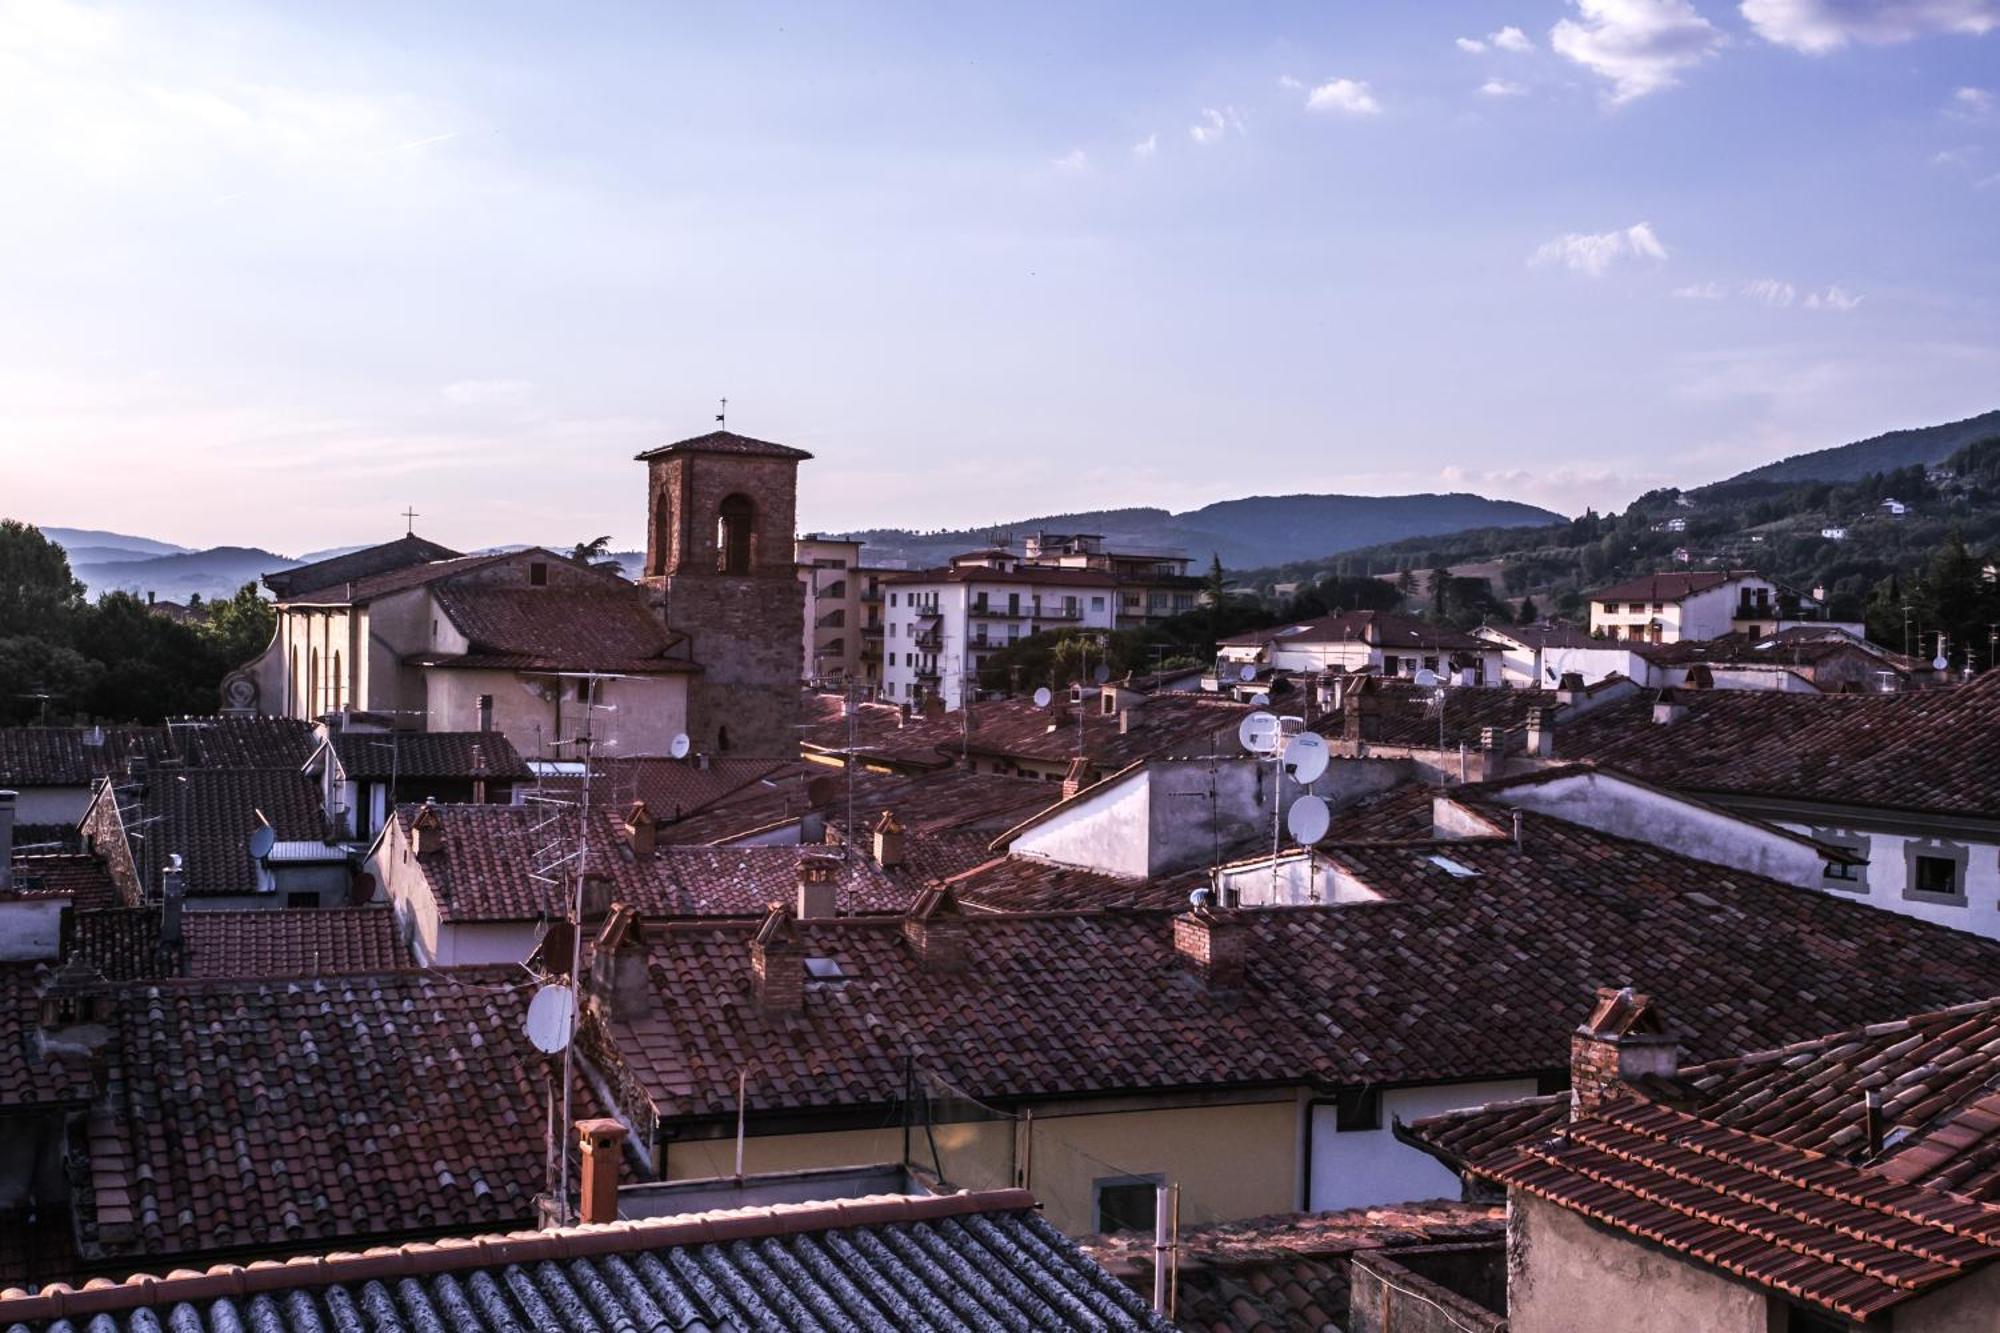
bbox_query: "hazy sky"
[2,0,1996,555]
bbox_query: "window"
[1333,1087,1381,1133]
[1091,596,1104,610]
[285,892,319,910]
[1823,860,1860,883]
[575,679,592,702]
[717,494,754,574]
[1651,602,1664,613]
[890,593,898,607]
[1913,855,1959,896]
[1092,1175,1164,1234]
[530,562,548,586]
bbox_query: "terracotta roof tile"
[1219,610,1487,653]
[420,579,690,674]
[72,906,406,980]
[325,730,531,781]
[634,428,814,460]
[6,853,117,909]
[1588,570,1745,603]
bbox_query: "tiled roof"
[531,756,803,824]
[326,730,531,781]
[953,693,1255,771]
[6,853,117,909]
[421,580,691,674]
[0,969,95,1110]
[655,761,1057,846]
[634,428,814,460]
[392,803,911,922]
[1587,570,1743,602]
[1556,670,2000,817]
[1082,1201,1504,1333]
[119,767,329,897]
[72,906,406,980]
[1,1191,1168,1332]
[880,565,1119,588]
[281,551,515,606]
[74,967,578,1267]
[1399,1094,1572,1174]
[1477,620,1594,651]
[0,717,312,787]
[1473,1099,2000,1321]
[262,534,461,600]
[1314,678,1565,749]
[946,856,1194,913]
[1217,610,1487,652]
[599,811,2000,1127]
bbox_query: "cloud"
[1743,278,1797,306]
[1551,0,1726,103]
[1052,147,1089,172]
[442,379,533,406]
[1951,86,1995,119]
[1189,106,1243,144]
[1530,222,1669,275]
[1481,79,1530,96]
[1277,74,1304,91]
[1305,78,1382,115]
[1132,133,1158,159]
[1456,36,1490,52]
[1493,25,1537,51]
[1673,281,1729,299]
[1804,285,1862,310]
[1741,0,2000,53]
[1933,145,1981,166]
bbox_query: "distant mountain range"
[1710,408,2000,489]
[835,493,1568,571]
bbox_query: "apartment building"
[795,534,889,692]
[1021,531,1204,629]
[880,550,1118,709]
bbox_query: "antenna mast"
[553,672,602,1224]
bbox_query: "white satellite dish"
[1287,794,1331,845]
[1237,664,1258,683]
[1412,667,1439,688]
[1932,654,1948,672]
[1283,732,1330,784]
[1249,692,1270,707]
[1093,664,1111,684]
[1238,711,1282,754]
[669,732,691,760]
[1032,686,1054,708]
[524,984,575,1054]
[247,826,277,859]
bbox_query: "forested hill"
[1714,408,2000,488]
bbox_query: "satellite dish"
[669,732,691,760]
[1412,667,1439,688]
[1287,794,1331,845]
[1032,686,1054,708]
[1093,664,1111,684]
[524,984,575,1054]
[1283,732,1330,784]
[1249,692,1271,707]
[1238,664,1258,682]
[1238,711,1282,754]
[248,826,277,859]
[1932,654,1948,672]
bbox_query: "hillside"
[42,526,191,559]
[1714,408,2000,488]
[74,545,295,604]
[839,492,1564,570]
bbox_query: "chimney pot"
[624,800,657,858]
[871,810,906,869]
[575,1118,629,1226]
[1524,708,1553,758]
[796,854,839,920]
[750,903,805,1013]
[903,884,969,972]
[1863,1089,1885,1159]
[1173,907,1246,990]
[1060,756,1096,801]
[1570,986,1678,1117]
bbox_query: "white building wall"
[883,575,1117,711]
[1308,1079,1541,1210]
[1768,819,2000,940]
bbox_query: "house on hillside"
[1218,611,1499,685]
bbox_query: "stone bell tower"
[637,430,811,758]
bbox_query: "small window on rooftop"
[1426,854,1478,878]
[1333,1087,1382,1133]
[530,562,548,586]
[804,957,847,982]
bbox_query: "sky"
[1,0,1996,556]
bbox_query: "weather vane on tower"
[715,397,727,428]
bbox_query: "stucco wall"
[422,668,688,761]
[8,786,90,827]
[1770,817,2000,940]
[1508,1193,1770,1333]
[0,899,65,961]
[1898,1259,2000,1331]
[1310,1079,1540,1211]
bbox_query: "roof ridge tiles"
[0,1189,1037,1320]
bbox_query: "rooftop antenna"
[402,506,420,536]
[715,397,728,428]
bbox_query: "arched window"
[651,491,673,576]
[331,650,343,712]
[308,648,320,718]
[717,494,754,575]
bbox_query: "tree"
[571,535,613,564]
[201,582,277,667]
[0,520,84,638]
[1517,596,1539,624]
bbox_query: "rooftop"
[633,428,814,461]
[262,534,462,601]
[417,575,693,675]
[324,730,533,782]
[100,765,329,897]
[1588,569,1751,603]
[71,905,406,980]
[1218,610,1487,653]
[0,717,315,788]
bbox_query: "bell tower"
[638,429,811,757]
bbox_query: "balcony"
[915,664,941,682]
[1034,606,1084,622]
[969,601,1032,620]
[914,632,944,651]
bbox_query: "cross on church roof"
[402,506,420,535]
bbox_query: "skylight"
[804,957,848,981]
[1426,854,1478,878]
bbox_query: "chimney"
[1061,756,1096,801]
[1524,708,1553,758]
[585,905,651,1021]
[872,810,906,869]
[1555,672,1585,707]
[412,799,443,857]
[1650,690,1688,726]
[579,873,614,924]
[1570,987,1679,1117]
[1118,708,1132,735]
[624,801,657,858]
[1173,906,1246,990]
[160,854,187,974]
[575,1118,629,1225]
[1862,1089,1885,1159]
[749,903,804,1014]
[796,853,840,920]
[902,884,969,972]
[476,694,494,733]
[0,789,15,892]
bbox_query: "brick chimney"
[872,810,906,869]
[903,883,969,972]
[624,801,657,858]
[1524,708,1553,758]
[0,788,14,892]
[1570,986,1679,1117]
[1061,756,1096,800]
[1173,906,1246,990]
[796,853,840,920]
[585,904,651,1021]
[412,799,443,857]
[750,903,804,1014]
[575,1117,628,1225]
